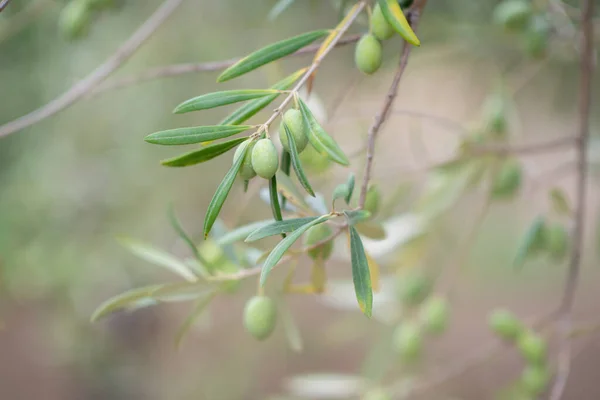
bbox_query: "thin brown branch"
[549,1,595,399]
[0,0,185,139]
[90,34,362,98]
[358,4,427,208]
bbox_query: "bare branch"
[549,1,595,399]
[0,0,185,139]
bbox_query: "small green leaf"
[345,217,373,317]
[345,174,355,204]
[203,140,251,238]
[377,0,420,46]
[344,210,372,226]
[118,237,197,282]
[145,125,252,146]
[276,171,312,213]
[260,215,330,286]
[269,175,285,238]
[217,219,273,245]
[549,188,571,216]
[220,68,307,125]
[298,98,349,166]
[175,290,217,349]
[246,217,318,242]
[174,90,278,114]
[91,284,163,322]
[283,122,315,196]
[280,299,303,352]
[514,215,547,268]
[217,30,329,82]
[161,137,247,167]
[332,174,355,208]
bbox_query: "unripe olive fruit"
[355,34,383,75]
[491,158,522,199]
[304,224,334,260]
[233,141,256,180]
[397,271,432,307]
[545,223,569,261]
[517,331,547,365]
[520,365,550,396]
[362,388,391,400]
[492,0,532,31]
[370,4,394,41]
[489,309,523,341]
[363,185,381,217]
[59,0,91,39]
[251,139,279,179]
[243,296,277,341]
[392,321,423,362]
[279,109,308,153]
[419,296,450,335]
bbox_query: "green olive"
[520,365,550,396]
[397,271,432,307]
[492,0,532,31]
[491,158,522,199]
[370,4,394,41]
[355,34,383,75]
[392,321,423,362]
[233,141,256,180]
[517,331,547,365]
[363,185,381,217]
[362,387,391,400]
[419,296,450,335]
[251,139,279,179]
[304,224,334,260]
[279,109,308,153]
[59,0,91,39]
[243,296,277,340]
[489,309,523,341]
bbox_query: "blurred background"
[0,0,599,399]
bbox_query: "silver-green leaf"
[283,121,315,196]
[161,137,247,167]
[145,125,252,146]
[246,217,318,242]
[174,90,278,114]
[345,220,373,317]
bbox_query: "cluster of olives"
[59,0,119,39]
[489,309,551,398]
[234,108,310,182]
[392,272,450,362]
[492,0,552,59]
[354,4,397,75]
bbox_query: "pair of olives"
[234,108,310,181]
[354,4,395,75]
[59,0,118,39]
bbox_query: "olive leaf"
[549,188,571,216]
[175,290,217,349]
[118,237,197,282]
[377,0,420,46]
[217,30,329,82]
[298,98,349,166]
[145,125,252,146]
[216,219,273,245]
[168,204,209,270]
[246,217,318,242]
[280,149,291,210]
[332,173,355,208]
[161,137,247,167]
[514,215,547,268]
[269,175,285,238]
[173,90,278,114]
[344,209,372,226]
[203,140,251,238]
[260,215,330,286]
[344,213,373,317]
[283,121,315,196]
[220,68,307,125]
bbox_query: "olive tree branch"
[549,1,595,399]
[358,1,428,208]
[0,0,185,139]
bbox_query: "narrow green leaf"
[345,174,355,204]
[217,219,273,245]
[91,284,164,322]
[276,171,312,213]
[377,0,420,46]
[118,237,197,282]
[549,188,571,216]
[280,150,291,210]
[345,218,373,317]
[174,90,278,114]
[168,204,210,271]
[151,281,213,302]
[280,300,304,353]
[344,210,372,226]
[283,122,315,196]
[217,30,329,82]
[298,98,349,166]
[145,125,252,146]
[269,175,285,238]
[220,68,307,125]
[332,174,354,208]
[260,215,330,286]
[203,140,251,238]
[514,216,547,269]
[246,217,318,242]
[161,137,247,167]
[175,290,217,349]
